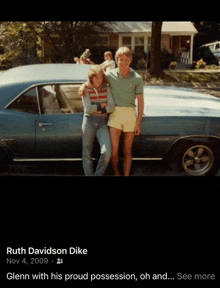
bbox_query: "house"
[97,22,198,65]
[41,21,198,65]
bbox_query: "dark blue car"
[1,64,220,176]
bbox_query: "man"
[79,47,144,176]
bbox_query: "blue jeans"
[82,115,111,176]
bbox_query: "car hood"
[143,86,220,117]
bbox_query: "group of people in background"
[78,47,144,177]
[74,49,115,71]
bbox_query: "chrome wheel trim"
[182,145,214,176]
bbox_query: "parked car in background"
[1,64,220,176]
[199,41,220,66]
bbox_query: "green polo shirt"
[105,68,144,107]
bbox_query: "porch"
[99,34,194,65]
[180,51,191,64]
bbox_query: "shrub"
[161,48,175,69]
[137,58,148,69]
[132,49,149,69]
[196,58,206,69]
[169,61,177,70]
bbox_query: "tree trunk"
[149,21,163,76]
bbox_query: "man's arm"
[134,94,144,136]
[78,82,89,97]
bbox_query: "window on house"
[135,37,144,45]
[134,36,145,55]
[122,36,132,50]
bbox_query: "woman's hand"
[101,103,107,108]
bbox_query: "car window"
[209,44,215,52]
[7,87,39,114]
[38,84,84,115]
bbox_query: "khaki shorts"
[108,107,137,132]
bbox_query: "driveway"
[2,160,220,176]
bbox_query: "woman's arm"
[82,91,98,114]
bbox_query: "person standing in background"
[100,51,115,71]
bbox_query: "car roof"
[200,41,220,48]
[0,64,91,107]
[0,63,91,86]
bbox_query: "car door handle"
[39,123,53,127]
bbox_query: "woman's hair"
[104,51,113,60]
[115,47,132,65]
[88,65,106,87]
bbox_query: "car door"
[3,87,39,159]
[133,116,177,159]
[35,84,84,159]
[35,113,83,159]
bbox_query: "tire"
[0,147,10,172]
[172,141,219,176]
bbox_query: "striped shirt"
[82,84,115,117]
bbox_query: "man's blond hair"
[115,47,132,65]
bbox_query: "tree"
[192,21,220,60]
[0,21,113,66]
[193,21,220,42]
[0,22,40,67]
[149,21,163,76]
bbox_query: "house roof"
[108,22,152,33]
[162,22,198,34]
[105,22,197,34]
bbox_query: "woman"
[79,47,144,176]
[82,65,115,176]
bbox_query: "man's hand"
[134,94,144,136]
[96,103,107,114]
[101,103,107,108]
[78,83,88,97]
[134,124,141,136]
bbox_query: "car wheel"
[0,147,10,172]
[173,142,218,176]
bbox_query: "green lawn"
[138,67,220,84]
[165,70,220,83]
